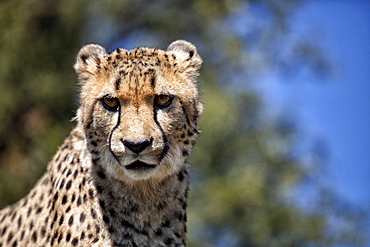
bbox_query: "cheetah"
[0,40,202,246]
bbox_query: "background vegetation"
[0,0,367,246]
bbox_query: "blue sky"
[258,0,370,206]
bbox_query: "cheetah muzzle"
[0,40,202,247]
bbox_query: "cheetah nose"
[121,138,153,154]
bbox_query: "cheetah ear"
[167,40,202,71]
[74,44,107,81]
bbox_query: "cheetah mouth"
[125,161,156,170]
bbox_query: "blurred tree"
[0,0,83,205]
[0,0,366,246]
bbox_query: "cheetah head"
[74,40,202,182]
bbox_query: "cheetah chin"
[125,161,156,170]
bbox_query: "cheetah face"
[74,41,202,181]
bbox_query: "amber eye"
[101,96,120,111]
[154,95,174,109]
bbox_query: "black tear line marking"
[153,109,169,162]
[108,106,122,165]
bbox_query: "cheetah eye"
[101,96,120,112]
[154,95,174,109]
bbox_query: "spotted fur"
[0,40,202,246]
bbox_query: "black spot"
[59,179,65,189]
[95,225,101,233]
[66,180,72,190]
[58,233,63,243]
[27,207,32,217]
[97,170,106,179]
[188,50,195,59]
[7,232,13,243]
[102,215,110,224]
[121,220,135,229]
[109,208,116,218]
[11,240,17,247]
[180,199,187,210]
[63,154,69,162]
[66,232,71,242]
[76,196,82,206]
[80,213,85,222]
[155,201,167,210]
[66,169,72,177]
[161,219,171,228]
[96,185,104,193]
[88,189,94,199]
[66,206,71,213]
[155,228,162,236]
[182,150,189,156]
[71,237,79,246]
[80,54,88,64]
[73,169,79,179]
[174,211,183,221]
[53,192,59,201]
[17,216,22,228]
[80,232,85,240]
[164,238,174,245]
[92,237,99,243]
[123,232,132,240]
[62,144,69,150]
[59,215,64,226]
[68,216,74,226]
[83,193,87,203]
[51,212,60,227]
[115,78,121,90]
[29,221,34,231]
[99,199,105,209]
[91,208,97,219]
[32,231,37,243]
[150,76,155,88]
[178,171,185,182]
[61,167,67,175]
[41,227,46,238]
[61,195,67,205]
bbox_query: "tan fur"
[0,40,202,246]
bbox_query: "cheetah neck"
[75,126,189,246]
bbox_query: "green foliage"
[0,0,83,206]
[0,0,366,246]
